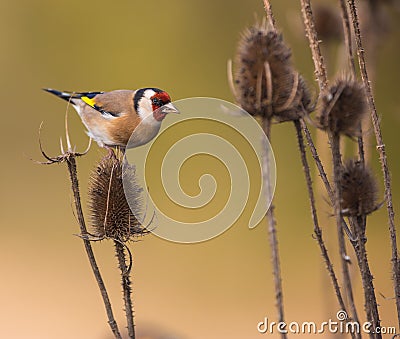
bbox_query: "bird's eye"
[152,98,162,106]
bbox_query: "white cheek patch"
[137,100,154,121]
[136,89,162,123]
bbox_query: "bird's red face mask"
[151,92,179,121]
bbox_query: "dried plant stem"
[350,216,382,338]
[357,125,366,165]
[338,0,356,74]
[338,0,366,167]
[301,119,356,242]
[299,0,328,91]
[262,118,287,339]
[300,119,333,201]
[114,241,135,339]
[293,121,353,325]
[66,155,122,339]
[328,133,360,327]
[347,0,400,327]
[263,0,276,29]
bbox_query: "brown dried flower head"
[88,153,145,242]
[314,4,343,43]
[317,76,367,137]
[340,160,379,217]
[232,20,313,120]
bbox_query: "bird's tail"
[43,88,103,103]
[43,88,81,102]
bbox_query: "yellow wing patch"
[81,96,97,108]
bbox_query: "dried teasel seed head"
[340,160,379,217]
[88,153,145,242]
[314,4,343,43]
[317,76,367,137]
[233,20,312,120]
[273,74,314,122]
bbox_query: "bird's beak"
[161,102,180,114]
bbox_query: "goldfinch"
[44,87,179,148]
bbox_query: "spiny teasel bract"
[88,153,145,242]
[317,75,367,137]
[232,20,313,121]
[339,159,379,217]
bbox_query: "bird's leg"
[105,146,117,159]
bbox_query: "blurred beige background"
[1,0,399,338]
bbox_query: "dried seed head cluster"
[314,4,343,42]
[232,20,313,121]
[340,160,379,217]
[317,76,367,137]
[88,153,145,242]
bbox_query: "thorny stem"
[300,119,333,202]
[349,216,382,338]
[328,132,361,329]
[262,118,287,339]
[293,120,354,335]
[114,241,135,339]
[338,0,356,75]
[338,0,366,167]
[66,155,122,339]
[263,0,276,29]
[347,0,400,327]
[300,119,356,241]
[299,0,328,92]
[357,124,366,166]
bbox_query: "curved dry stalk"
[264,61,273,109]
[256,67,264,110]
[347,0,400,327]
[227,59,239,102]
[275,72,299,113]
[103,164,116,235]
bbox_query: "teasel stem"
[299,0,328,92]
[349,216,381,338]
[337,0,366,168]
[338,0,356,75]
[300,119,333,201]
[293,120,354,333]
[114,240,135,339]
[328,132,360,329]
[300,119,356,242]
[263,0,276,29]
[347,0,400,327]
[262,118,287,339]
[66,155,122,339]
